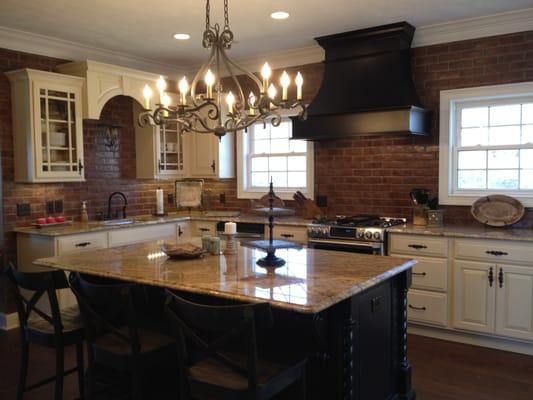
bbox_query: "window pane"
[488,170,518,189]
[253,139,270,154]
[520,170,533,189]
[461,107,488,128]
[253,126,270,140]
[460,128,488,146]
[458,151,486,169]
[289,139,307,153]
[270,172,288,187]
[270,122,290,138]
[288,156,306,171]
[490,104,521,126]
[488,150,519,169]
[270,139,289,153]
[251,157,268,172]
[520,149,533,169]
[523,125,533,144]
[523,104,533,124]
[489,126,521,145]
[251,172,269,187]
[458,170,486,189]
[269,156,287,171]
[288,172,306,187]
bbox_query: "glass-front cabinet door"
[34,82,84,180]
[157,121,185,177]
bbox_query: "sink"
[98,218,136,226]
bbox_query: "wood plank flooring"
[1,330,532,399]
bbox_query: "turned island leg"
[398,269,416,399]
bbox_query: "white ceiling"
[0,0,531,71]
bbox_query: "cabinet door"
[495,264,533,341]
[33,82,84,181]
[189,132,219,177]
[453,260,496,334]
[158,122,186,178]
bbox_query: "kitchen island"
[34,242,416,399]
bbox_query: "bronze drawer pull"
[412,272,427,277]
[488,267,494,287]
[75,242,91,248]
[498,268,504,288]
[485,250,508,256]
[199,228,211,232]
[408,244,427,250]
[280,233,294,238]
[408,304,426,311]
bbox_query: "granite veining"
[33,242,415,314]
[13,213,311,237]
[387,224,533,242]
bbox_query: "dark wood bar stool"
[5,263,85,400]
[69,273,175,400]
[164,290,307,400]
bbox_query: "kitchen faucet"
[107,192,128,220]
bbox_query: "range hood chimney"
[292,22,430,140]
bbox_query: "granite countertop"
[388,224,533,242]
[33,241,415,314]
[13,212,312,237]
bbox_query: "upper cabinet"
[6,69,85,183]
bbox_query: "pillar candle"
[224,222,237,234]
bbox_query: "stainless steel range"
[307,215,406,255]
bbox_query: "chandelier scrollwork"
[138,0,307,138]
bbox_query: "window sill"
[238,188,314,201]
[439,193,533,207]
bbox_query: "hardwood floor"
[1,330,532,399]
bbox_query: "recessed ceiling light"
[271,11,289,20]
[173,33,191,40]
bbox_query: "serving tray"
[471,195,525,227]
[31,220,74,228]
[161,243,206,259]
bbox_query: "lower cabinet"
[108,223,176,247]
[271,225,308,244]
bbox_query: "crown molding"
[0,26,190,76]
[413,7,533,47]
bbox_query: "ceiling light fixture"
[139,0,306,138]
[173,33,191,40]
[271,11,290,20]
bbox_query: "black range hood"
[292,22,430,140]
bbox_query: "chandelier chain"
[205,0,210,30]
[224,0,229,30]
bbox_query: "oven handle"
[308,238,382,249]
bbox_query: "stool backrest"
[165,290,273,393]
[5,262,67,335]
[69,273,141,354]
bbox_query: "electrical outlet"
[46,200,55,214]
[316,195,328,207]
[167,193,175,204]
[219,193,226,204]
[54,199,63,213]
[17,203,31,217]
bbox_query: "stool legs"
[54,344,64,400]
[17,339,29,400]
[76,341,85,399]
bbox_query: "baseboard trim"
[0,312,19,330]
[408,324,533,356]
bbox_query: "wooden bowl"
[160,243,206,259]
[471,195,525,227]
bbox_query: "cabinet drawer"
[57,232,107,255]
[455,239,533,265]
[389,234,448,257]
[272,225,308,243]
[108,223,176,247]
[407,290,448,327]
[409,256,448,291]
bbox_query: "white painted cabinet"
[453,260,496,334]
[188,132,219,178]
[495,264,533,341]
[6,69,85,183]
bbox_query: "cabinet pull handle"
[178,225,184,237]
[412,272,427,277]
[158,160,162,172]
[488,267,494,287]
[485,250,508,256]
[281,233,294,238]
[211,160,216,173]
[408,244,427,250]
[408,304,426,311]
[78,159,84,175]
[498,268,504,288]
[199,228,210,232]
[75,242,91,248]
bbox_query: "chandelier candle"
[137,0,307,138]
[142,85,152,109]
[296,72,303,101]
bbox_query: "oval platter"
[471,195,525,227]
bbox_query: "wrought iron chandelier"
[138,0,307,138]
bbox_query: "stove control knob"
[373,231,381,240]
[365,231,373,240]
[357,230,365,239]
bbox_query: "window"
[439,82,533,206]
[237,118,314,200]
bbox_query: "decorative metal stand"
[242,182,301,270]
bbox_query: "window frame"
[236,115,314,200]
[439,81,533,206]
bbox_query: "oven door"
[308,239,383,255]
